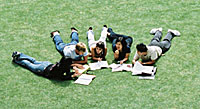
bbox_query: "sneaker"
[150,28,162,35]
[50,30,60,38]
[71,27,78,32]
[107,28,113,33]
[88,27,93,30]
[12,51,20,60]
[168,29,180,37]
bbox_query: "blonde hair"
[76,42,86,52]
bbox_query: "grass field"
[1,0,200,108]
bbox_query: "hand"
[132,60,136,64]
[71,72,82,78]
[115,50,119,55]
[98,58,102,61]
[139,61,143,64]
[77,64,84,69]
[107,32,111,36]
[120,60,124,64]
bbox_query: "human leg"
[87,28,96,51]
[159,29,180,53]
[98,26,108,47]
[107,28,118,42]
[149,30,163,46]
[13,53,52,74]
[53,34,67,56]
[112,38,117,52]
[68,32,79,45]
[125,36,133,49]
[12,52,36,63]
[159,31,175,53]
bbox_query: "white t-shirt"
[134,46,162,61]
[63,45,88,60]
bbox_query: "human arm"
[71,63,84,69]
[71,66,82,78]
[72,55,88,64]
[132,52,139,65]
[103,48,107,59]
[120,53,130,64]
[114,50,119,60]
[140,60,156,65]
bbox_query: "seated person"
[132,28,181,65]
[113,37,131,64]
[50,28,88,64]
[87,26,107,61]
[107,27,133,52]
[12,52,83,80]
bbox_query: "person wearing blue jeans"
[51,28,79,56]
[51,28,88,64]
[132,28,181,65]
[107,27,133,53]
[12,52,82,80]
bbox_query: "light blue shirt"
[63,45,88,60]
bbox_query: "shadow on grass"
[49,79,72,87]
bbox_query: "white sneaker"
[150,28,162,35]
[168,29,180,37]
[53,32,60,36]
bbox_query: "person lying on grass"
[51,28,88,64]
[87,26,107,61]
[106,26,133,64]
[132,28,180,65]
[12,52,83,80]
[112,36,132,64]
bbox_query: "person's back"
[44,57,73,80]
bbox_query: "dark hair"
[95,41,105,57]
[115,37,127,50]
[136,43,148,52]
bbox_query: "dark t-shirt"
[94,48,105,59]
[113,46,130,61]
[44,57,73,80]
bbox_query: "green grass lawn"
[1,0,200,108]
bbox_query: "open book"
[89,61,109,70]
[72,65,90,74]
[74,74,96,85]
[109,63,132,72]
[132,61,156,77]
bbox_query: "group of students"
[12,25,180,80]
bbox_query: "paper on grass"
[72,65,90,74]
[132,61,156,76]
[89,61,109,70]
[109,63,132,72]
[74,74,96,85]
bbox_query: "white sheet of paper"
[109,63,132,72]
[74,74,96,85]
[77,65,90,74]
[132,61,155,75]
[89,61,108,70]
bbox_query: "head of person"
[95,41,105,55]
[115,37,126,51]
[75,42,86,55]
[136,43,148,56]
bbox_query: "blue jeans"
[53,32,79,56]
[109,28,133,52]
[14,53,52,74]
[149,31,173,54]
